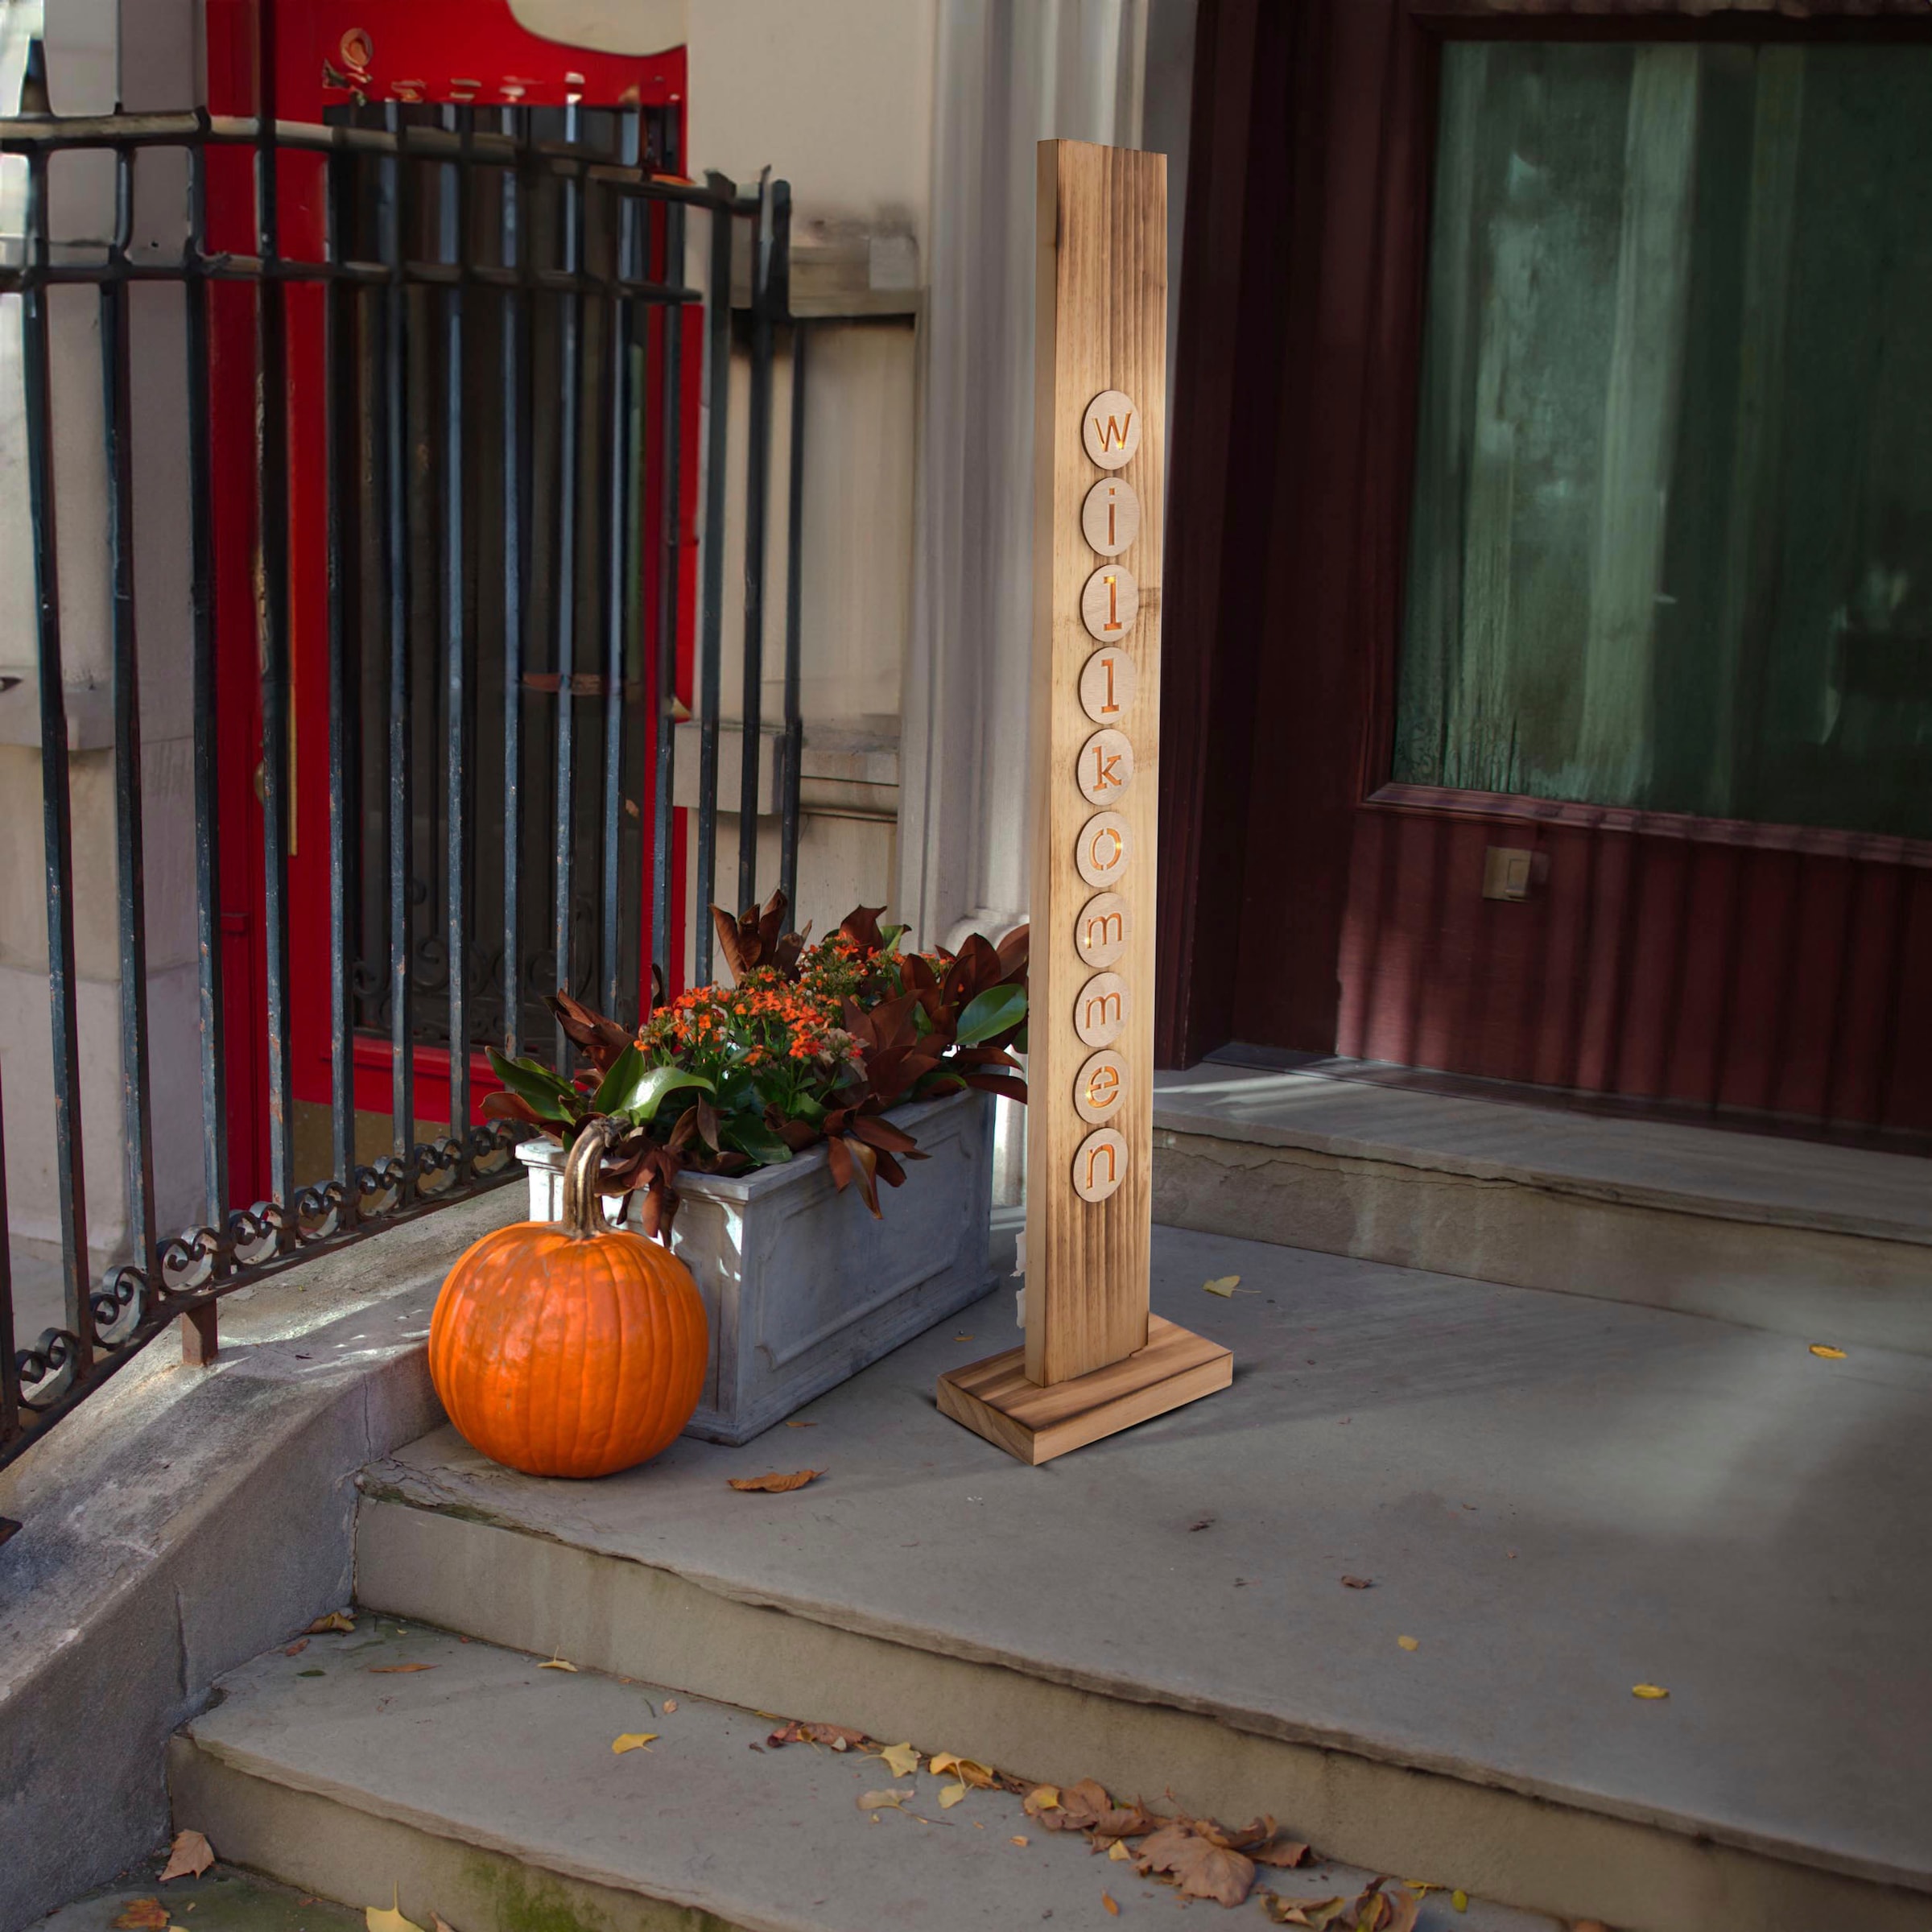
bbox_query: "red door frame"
[203,0,696,1203]
[1158,0,1932,1133]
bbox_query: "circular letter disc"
[1074,890,1129,968]
[1074,1049,1126,1125]
[1082,390,1142,470]
[1077,728,1134,806]
[1081,477,1141,557]
[1072,1127,1129,1203]
[1081,565,1139,644]
[1079,648,1137,725]
[1073,971,1129,1049]
[1075,811,1131,889]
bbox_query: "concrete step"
[167,1620,1560,1932]
[1152,1061,1932,1353]
[349,1228,1932,1932]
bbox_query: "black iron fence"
[0,44,804,1506]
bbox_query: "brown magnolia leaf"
[727,1468,824,1493]
[1251,1837,1311,1869]
[308,1612,355,1633]
[368,1663,436,1674]
[1135,1821,1257,1906]
[767,1719,868,1751]
[158,1831,215,1882]
[1262,1897,1352,1930]
[1340,1576,1373,1590]
[114,1901,170,1929]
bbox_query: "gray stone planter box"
[517,1088,995,1444]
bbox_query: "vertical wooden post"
[937,141,1231,1466]
[180,1302,219,1366]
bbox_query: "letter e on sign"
[1074,972,1129,1048]
[1075,890,1129,968]
[1081,477,1141,558]
[1072,1127,1129,1204]
[1082,390,1141,470]
[1075,811,1131,888]
[1074,1048,1126,1125]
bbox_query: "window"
[1394,43,1932,840]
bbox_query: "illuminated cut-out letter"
[1075,812,1130,888]
[1074,1049,1125,1125]
[1081,564,1138,643]
[1071,1126,1129,1203]
[1076,728,1133,805]
[1080,477,1140,558]
[1074,891,1129,968]
[1074,972,1129,1047]
[1079,649,1137,724]
[1081,390,1142,471]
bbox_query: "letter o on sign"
[1082,390,1141,470]
[1075,811,1130,888]
[1074,1048,1126,1125]
[1072,1127,1129,1203]
[1074,971,1129,1048]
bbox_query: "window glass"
[1395,44,1932,840]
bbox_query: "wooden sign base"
[937,1317,1232,1468]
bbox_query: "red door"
[1159,1,1932,1137]
[204,0,696,1203]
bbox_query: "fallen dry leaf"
[431,1917,460,1932]
[1108,1839,1133,1863]
[663,1700,678,1713]
[114,1901,168,1929]
[1135,1819,1257,1906]
[953,1332,974,1340]
[927,1751,997,1788]
[1397,1636,1419,1651]
[728,1468,824,1492]
[1340,1576,1373,1590]
[857,1787,913,1811]
[1632,1684,1670,1700]
[1024,1785,1062,1819]
[1203,1275,1241,1297]
[768,1720,868,1751]
[369,1663,436,1674]
[784,1419,817,1428]
[1011,1835,1030,1847]
[879,1742,921,1777]
[158,1832,215,1883]
[1263,1899,1350,1930]
[1102,1897,1120,1918]
[283,1639,309,1657]
[538,1657,578,1672]
[939,1781,968,1808]
[308,1612,355,1634]
[364,1892,423,1932]
[611,1732,658,1753]
[1809,1344,1847,1360]
[1249,1836,1310,1870]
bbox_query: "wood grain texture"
[1026,141,1168,1385]
[937,1317,1233,1466]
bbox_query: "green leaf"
[954,984,1027,1047]
[486,1047,578,1122]
[614,1065,716,1126]
[787,1092,828,1124]
[590,1042,650,1116]
[724,1118,795,1166]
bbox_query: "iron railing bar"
[694,172,737,978]
[21,146,93,1376]
[255,18,297,1217]
[650,203,686,1004]
[184,135,229,1232]
[444,108,471,1183]
[103,142,157,1294]
[382,103,416,1200]
[601,111,641,1019]
[551,102,587,1067]
[779,308,807,915]
[501,106,527,1058]
[324,145,357,1227]
[735,173,777,912]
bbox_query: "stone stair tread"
[1152,1062,1932,1245]
[367,1227,1932,1898]
[180,1623,1557,1932]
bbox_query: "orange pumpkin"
[430,1119,708,1478]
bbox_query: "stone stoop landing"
[1153,1062,1932,1355]
[170,1624,1563,1932]
[338,1228,1932,1932]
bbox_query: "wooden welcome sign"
[937,140,1232,1465]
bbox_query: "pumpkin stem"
[562,1117,621,1241]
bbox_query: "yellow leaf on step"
[431,1916,461,1932]
[308,1612,355,1634]
[1451,1891,1468,1913]
[1026,1784,1061,1812]
[611,1732,658,1753]
[928,1752,997,1786]
[1809,1344,1847,1360]
[1203,1276,1241,1297]
[939,1781,968,1808]
[365,1890,423,1932]
[1632,1684,1670,1700]
[1108,1839,1133,1862]
[879,1742,921,1777]
[538,1658,578,1672]
[663,1700,678,1714]
[1397,1636,1419,1652]
[857,1788,913,1811]
[158,1831,215,1883]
